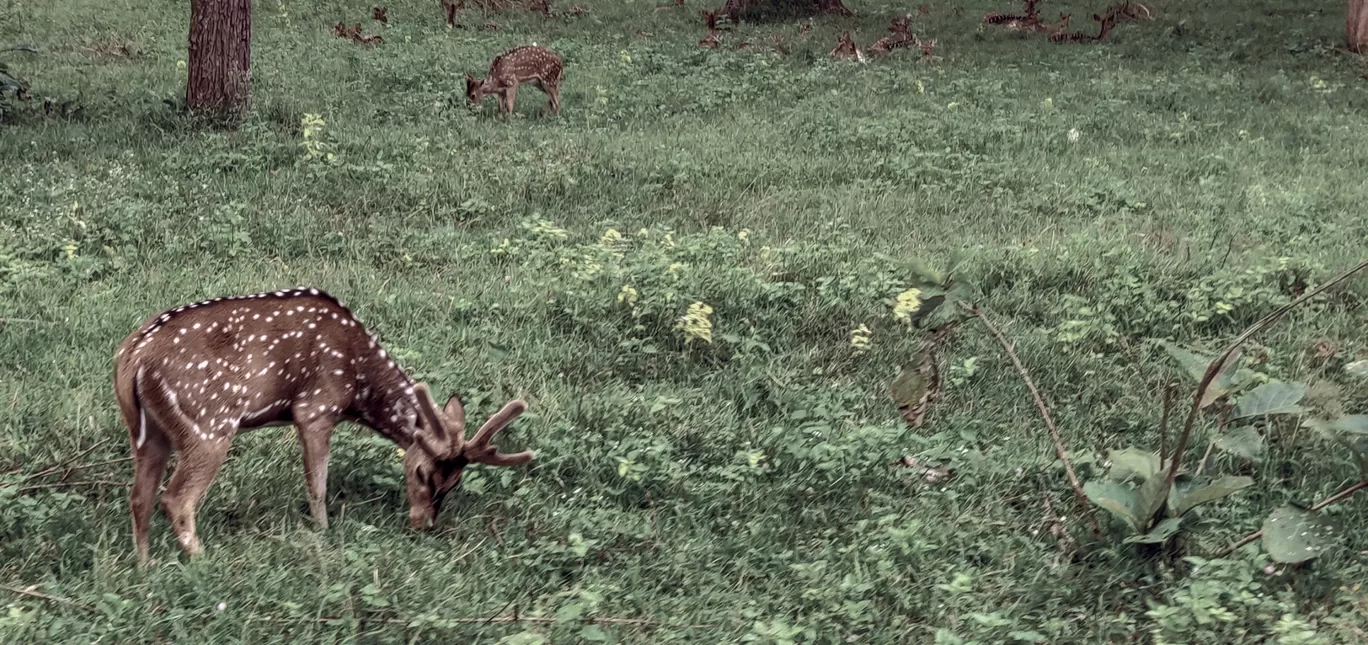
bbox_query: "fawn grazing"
[114,288,535,565]
[466,45,563,117]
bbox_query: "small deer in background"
[1045,12,1071,40]
[114,288,535,565]
[829,31,864,61]
[983,0,1042,30]
[467,45,563,117]
[1053,9,1117,43]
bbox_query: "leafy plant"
[1084,447,1252,545]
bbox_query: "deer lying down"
[113,287,534,565]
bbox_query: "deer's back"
[116,289,379,400]
[490,46,562,81]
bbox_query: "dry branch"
[964,302,1103,541]
[1214,480,1368,558]
[0,585,94,611]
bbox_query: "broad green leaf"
[1159,341,1214,385]
[578,625,611,642]
[1136,474,1170,527]
[1262,505,1337,564]
[1169,475,1253,516]
[1232,381,1307,420]
[1084,480,1142,533]
[1328,415,1368,434]
[1158,342,1247,407]
[1124,517,1184,544]
[1306,416,1368,478]
[1304,415,1368,436]
[1108,447,1162,482]
[1345,359,1368,378]
[1215,426,1265,460]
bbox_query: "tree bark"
[186,0,253,116]
[1350,0,1368,52]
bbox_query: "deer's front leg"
[295,414,336,530]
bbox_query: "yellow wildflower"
[676,302,714,344]
[737,229,751,243]
[849,324,872,352]
[893,288,923,324]
[617,285,639,306]
[667,262,684,278]
[601,228,625,246]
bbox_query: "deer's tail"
[113,347,147,451]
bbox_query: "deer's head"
[402,384,533,529]
[465,74,487,105]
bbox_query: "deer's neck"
[348,353,421,448]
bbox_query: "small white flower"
[216,602,227,611]
[1067,128,1081,143]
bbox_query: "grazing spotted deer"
[466,45,563,117]
[114,288,535,565]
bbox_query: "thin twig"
[0,585,94,611]
[1162,260,1368,500]
[964,302,1103,541]
[15,480,129,494]
[1214,479,1368,558]
[25,456,129,483]
[250,614,710,627]
[23,440,111,481]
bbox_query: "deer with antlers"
[467,45,563,117]
[114,288,535,565]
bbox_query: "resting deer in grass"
[829,31,865,62]
[466,45,563,117]
[114,288,535,565]
[983,0,1042,30]
[1053,9,1116,43]
[1044,12,1071,40]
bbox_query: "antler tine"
[412,383,453,452]
[466,399,527,447]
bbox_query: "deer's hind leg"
[129,408,171,566]
[151,409,236,559]
[534,78,559,117]
[503,82,518,115]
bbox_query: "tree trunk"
[186,0,253,116]
[1350,0,1368,52]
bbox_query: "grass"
[3,0,1368,641]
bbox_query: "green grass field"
[4,0,1368,641]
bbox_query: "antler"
[412,383,533,465]
[464,400,534,466]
